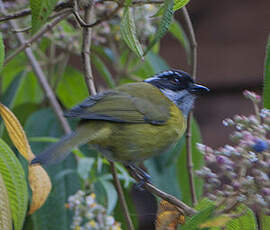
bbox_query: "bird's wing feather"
[65,83,171,124]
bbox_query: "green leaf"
[92,55,116,88]
[0,138,28,230]
[120,5,143,57]
[181,202,215,230]
[25,108,80,230]
[99,179,118,214]
[177,117,204,205]
[261,215,270,230]
[225,204,257,230]
[30,0,59,34]
[144,0,174,55]
[169,19,191,62]
[78,157,95,180]
[0,172,12,230]
[56,67,89,108]
[173,0,190,11]
[0,33,5,72]
[263,35,270,109]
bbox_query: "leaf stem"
[182,6,198,206]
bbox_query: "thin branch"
[128,168,197,216]
[80,5,134,230]
[72,0,124,28]
[4,9,72,65]
[0,1,72,23]
[110,162,135,230]
[0,3,72,135]
[81,4,96,95]
[182,6,198,206]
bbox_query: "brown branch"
[110,162,135,230]
[81,5,96,95]
[0,1,72,23]
[4,9,72,65]
[72,0,124,28]
[0,4,72,134]
[80,5,134,230]
[182,6,198,206]
[128,169,197,216]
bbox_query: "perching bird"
[31,70,209,178]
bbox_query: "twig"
[73,0,124,28]
[80,5,134,230]
[81,4,96,95]
[0,3,72,135]
[0,1,72,23]
[110,162,135,230]
[4,9,72,65]
[182,6,198,206]
[128,168,197,216]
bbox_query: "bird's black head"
[144,70,209,116]
[144,69,208,94]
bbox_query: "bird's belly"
[90,108,186,163]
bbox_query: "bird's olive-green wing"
[65,82,171,124]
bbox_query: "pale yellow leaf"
[0,103,52,214]
[199,215,231,228]
[0,103,34,161]
[28,165,52,215]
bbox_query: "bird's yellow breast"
[89,103,186,163]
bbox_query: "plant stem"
[81,5,96,95]
[80,5,134,230]
[182,6,198,206]
[110,162,135,230]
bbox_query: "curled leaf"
[28,165,52,215]
[199,215,231,228]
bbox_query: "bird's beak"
[189,84,210,94]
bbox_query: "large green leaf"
[0,138,28,230]
[0,33,4,72]
[0,172,12,230]
[263,35,270,109]
[24,108,80,230]
[181,201,215,230]
[225,205,257,230]
[173,0,190,11]
[120,1,143,58]
[56,67,89,108]
[177,118,204,206]
[144,0,174,55]
[99,179,118,214]
[30,0,59,34]
[92,54,116,88]
[168,19,191,62]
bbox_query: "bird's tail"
[31,127,92,165]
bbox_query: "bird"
[31,70,209,180]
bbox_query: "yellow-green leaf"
[0,138,28,230]
[173,0,190,11]
[0,172,12,230]
[200,215,231,228]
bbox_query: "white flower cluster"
[67,190,122,230]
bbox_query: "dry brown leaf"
[156,200,185,230]
[0,103,52,214]
[28,165,52,215]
